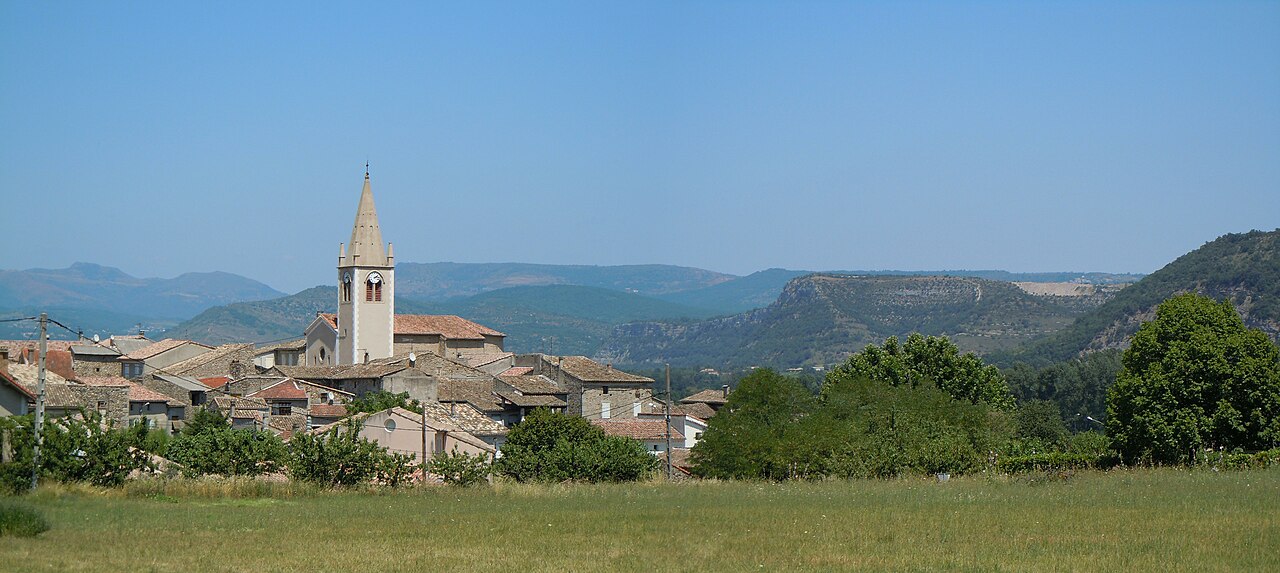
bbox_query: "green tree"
[0,415,161,492]
[690,369,816,480]
[1106,293,1280,464]
[495,409,658,483]
[288,420,417,487]
[1015,400,1068,447]
[346,391,422,415]
[425,449,492,486]
[166,423,287,478]
[825,334,1014,409]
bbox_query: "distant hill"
[656,269,810,314]
[394,262,736,300]
[163,286,339,344]
[597,274,1115,369]
[0,262,284,320]
[0,306,179,341]
[165,284,719,353]
[1001,229,1280,366]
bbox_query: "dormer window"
[341,272,353,302]
[366,272,383,302]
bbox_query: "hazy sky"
[2,2,1277,293]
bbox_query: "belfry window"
[366,272,383,302]
[341,273,353,302]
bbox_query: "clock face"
[343,272,351,283]
[367,272,382,284]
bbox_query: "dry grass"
[2,467,1277,572]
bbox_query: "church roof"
[342,172,389,267]
[394,315,504,339]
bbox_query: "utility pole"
[665,363,673,480]
[31,313,47,490]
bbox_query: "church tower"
[336,168,394,364]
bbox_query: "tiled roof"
[463,352,514,368]
[681,388,730,405]
[423,402,508,436]
[30,349,76,381]
[393,315,505,339]
[0,370,36,400]
[166,343,254,374]
[153,373,209,392]
[0,340,77,353]
[7,363,71,387]
[212,395,269,412]
[499,366,533,377]
[80,376,173,403]
[317,313,339,330]
[556,356,653,383]
[255,339,306,353]
[273,364,407,380]
[592,419,683,442]
[307,404,348,418]
[674,402,717,420]
[70,344,120,357]
[437,379,503,412]
[248,379,308,400]
[496,391,566,408]
[199,376,230,389]
[119,339,211,361]
[499,374,563,395]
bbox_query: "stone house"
[591,418,684,455]
[252,339,306,369]
[0,348,35,416]
[118,339,213,380]
[271,361,436,403]
[535,355,655,419]
[679,386,731,417]
[317,406,501,467]
[305,313,508,367]
[165,343,257,379]
[140,373,211,408]
[80,376,179,431]
[246,378,352,417]
[70,343,124,378]
[637,412,708,448]
[493,374,568,423]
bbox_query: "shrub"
[0,500,50,538]
[166,424,287,478]
[426,449,492,486]
[496,409,659,483]
[0,415,161,493]
[288,420,417,487]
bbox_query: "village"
[0,171,724,479]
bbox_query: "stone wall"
[580,384,652,420]
[72,355,121,379]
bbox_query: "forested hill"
[1001,229,1280,366]
[597,274,1109,368]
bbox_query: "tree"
[0,415,162,492]
[165,422,287,478]
[824,334,1014,409]
[1106,293,1280,464]
[690,369,816,480]
[346,391,422,415]
[288,420,417,487]
[495,409,658,483]
[425,449,492,486]
[1015,400,1068,447]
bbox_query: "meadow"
[1,468,1276,572]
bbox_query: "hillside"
[0,263,284,319]
[163,286,340,344]
[165,284,718,352]
[597,274,1111,368]
[1002,229,1280,366]
[656,268,810,314]
[394,262,736,300]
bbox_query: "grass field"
[2,468,1277,572]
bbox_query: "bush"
[496,409,658,483]
[426,449,491,486]
[166,423,287,478]
[288,420,417,487]
[0,500,50,538]
[0,415,161,493]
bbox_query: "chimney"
[229,360,245,380]
[0,347,8,374]
[606,363,612,371]
[722,384,730,399]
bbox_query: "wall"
[72,355,121,378]
[381,370,438,403]
[0,384,28,416]
[581,384,652,420]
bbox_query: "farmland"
[2,467,1277,572]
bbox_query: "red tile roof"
[247,379,308,400]
[199,376,230,389]
[592,419,683,442]
[394,315,504,339]
[317,313,339,330]
[500,366,533,377]
[557,356,653,383]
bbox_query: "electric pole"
[32,312,47,490]
[665,363,673,480]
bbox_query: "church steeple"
[343,170,387,267]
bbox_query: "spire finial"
[365,161,369,179]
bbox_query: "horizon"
[2,2,1277,293]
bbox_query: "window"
[366,272,383,302]
[602,386,609,395]
[122,362,143,378]
[341,272,352,302]
[274,404,292,416]
[384,418,397,432]
[600,402,611,419]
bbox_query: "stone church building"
[304,170,505,366]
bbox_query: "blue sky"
[2,1,1277,293]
